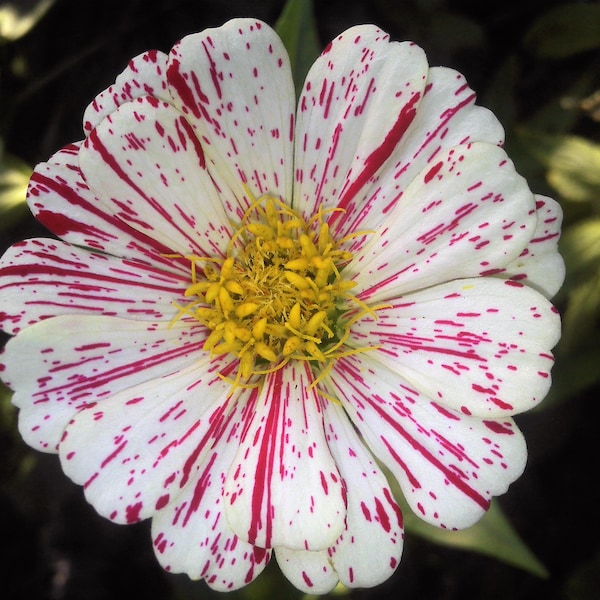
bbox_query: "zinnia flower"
[0,18,563,593]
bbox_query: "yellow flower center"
[172,195,366,385]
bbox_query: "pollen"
[172,194,365,384]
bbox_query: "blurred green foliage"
[524,3,600,58]
[274,0,321,95]
[0,143,32,232]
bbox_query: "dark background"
[1,1,598,599]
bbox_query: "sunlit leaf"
[398,494,548,578]
[0,145,32,231]
[560,274,600,355]
[541,218,600,404]
[525,3,600,58]
[0,0,55,43]
[560,219,600,291]
[274,0,321,96]
[516,130,600,206]
[547,137,600,205]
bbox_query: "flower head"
[0,18,563,593]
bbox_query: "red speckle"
[490,397,513,410]
[320,471,329,494]
[483,421,514,435]
[360,501,372,522]
[504,279,524,288]
[374,497,391,532]
[155,494,170,510]
[125,501,143,523]
[424,161,443,183]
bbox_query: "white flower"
[0,18,563,593]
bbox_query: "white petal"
[275,402,404,592]
[294,25,427,223]
[349,277,560,417]
[59,354,239,524]
[166,18,295,211]
[83,49,170,134]
[80,96,234,257]
[0,238,186,334]
[500,195,565,299]
[336,66,506,245]
[224,362,345,551]
[325,353,527,530]
[323,401,403,588]
[151,393,271,591]
[27,143,183,268]
[348,142,537,303]
[275,547,338,594]
[1,315,207,452]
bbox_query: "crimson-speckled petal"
[349,277,560,418]
[59,354,240,524]
[1,315,208,453]
[166,18,295,214]
[0,238,187,335]
[79,96,235,257]
[326,353,527,530]
[26,143,181,268]
[323,66,506,250]
[224,362,345,551]
[498,195,565,298]
[83,49,170,134]
[348,142,536,303]
[276,400,404,592]
[150,392,272,591]
[294,25,427,224]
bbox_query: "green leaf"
[552,218,600,376]
[399,495,548,578]
[560,218,600,292]
[525,3,600,58]
[560,274,600,355]
[0,144,32,231]
[274,0,321,96]
[516,130,600,207]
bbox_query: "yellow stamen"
[283,271,312,290]
[168,190,384,394]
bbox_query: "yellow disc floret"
[171,194,372,386]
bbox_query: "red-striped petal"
[326,352,527,530]
[224,362,345,551]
